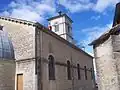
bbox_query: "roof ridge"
[0,16,36,26]
[89,24,120,45]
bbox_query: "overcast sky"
[0,0,120,55]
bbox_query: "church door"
[17,74,23,90]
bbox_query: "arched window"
[48,55,55,80]
[84,66,87,80]
[77,64,81,80]
[91,68,93,80]
[67,60,71,80]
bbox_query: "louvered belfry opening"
[113,2,120,27]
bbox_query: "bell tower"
[47,12,73,43]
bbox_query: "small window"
[0,25,3,30]
[67,60,71,80]
[55,25,59,32]
[91,68,93,80]
[68,26,70,33]
[77,64,81,80]
[48,42,53,53]
[48,55,55,80]
[84,66,87,80]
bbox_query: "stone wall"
[93,36,119,90]
[112,34,120,89]
[0,19,35,60]
[0,60,15,90]
[15,59,36,90]
[0,18,36,90]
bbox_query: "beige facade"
[0,16,95,90]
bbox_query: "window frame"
[54,24,59,32]
[48,55,55,80]
[84,66,87,80]
[77,64,81,80]
[67,60,72,80]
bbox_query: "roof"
[0,16,92,58]
[89,24,120,45]
[0,16,35,26]
[47,14,73,23]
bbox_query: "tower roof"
[47,14,73,23]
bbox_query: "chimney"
[113,2,120,27]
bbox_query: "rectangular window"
[68,26,70,33]
[84,66,87,80]
[55,25,59,32]
[0,25,3,30]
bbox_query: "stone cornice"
[0,16,35,26]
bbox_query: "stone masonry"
[90,24,120,90]
[0,60,15,90]
[0,17,36,90]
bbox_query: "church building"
[0,12,95,90]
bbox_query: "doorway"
[17,74,23,90]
